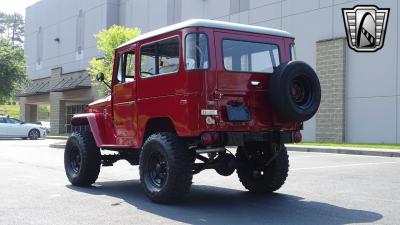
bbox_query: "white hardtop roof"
[118,19,293,48]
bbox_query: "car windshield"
[7,118,22,124]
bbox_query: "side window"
[0,118,5,123]
[116,50,135,83]
[6,118,19,124]
[290,43,296,60]
[185,33,209,70]
[222,40,280,73]
[140,37,180,78]
[125,52,135,82]
[116,55,123,82]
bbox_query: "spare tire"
[269,61,321,122]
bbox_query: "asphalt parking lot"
[0,139,399,225]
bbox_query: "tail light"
[200,132,223,146]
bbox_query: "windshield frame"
[290,43,297,61]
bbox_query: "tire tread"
[139,132,193,203]
[64,131,101,186]
[236,144,289,193]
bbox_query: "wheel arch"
[28,128,40,138]
[142,117,176,145]
[70,113,105,147]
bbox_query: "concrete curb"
[46,136,68,140]
[286,145,400,158]
[49,142,66,149]
[49,142,400,157]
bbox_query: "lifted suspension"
[101,150,139,166]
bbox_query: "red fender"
[71,113,105,147]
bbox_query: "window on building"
[222,40,280,73]
[65,105,87,133]
[76,9,85,55]
[116,50,135,83]
[185,33,209,70]
[140,37,180,78]
[36,26,43,65]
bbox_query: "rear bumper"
[224,131,295,146]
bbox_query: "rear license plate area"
[226,105,251,122]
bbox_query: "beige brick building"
[18,68,98,133]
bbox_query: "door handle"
[250,80,260,86]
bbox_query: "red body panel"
[71,113,106,146]
[76,26,300,149]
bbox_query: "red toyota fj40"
[64,19,321,203]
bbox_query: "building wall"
[24,0,120,80]
[25,0,400,143]
[316,38,346,142]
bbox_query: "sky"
[0,0,41,17]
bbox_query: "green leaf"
[87,25,141,96]
[0,38,27,103]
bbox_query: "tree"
[0,38,27,103]
[88,25,140,95]
[0,12,24,46]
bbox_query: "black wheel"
[269,61,321,122]
[28,129,40,140]
[64,131,101,186]
[139,132,194,203]
[236,143,289,193]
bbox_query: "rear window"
[222,40,280,73]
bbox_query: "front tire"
[139,132,194,203]
[64,131,101,186]
[28,129,40,140]
[236,143,289,193]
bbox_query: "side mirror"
[96,73,105,82]
[95,72,111,90]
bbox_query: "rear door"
[214,31,284,130]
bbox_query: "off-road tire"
[269,61,321,122]
[64,131,101,186]
[139,132,193,204]
[236,144,289,193]
[28,129,40,140]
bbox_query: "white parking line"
[291,161,400,171]
[290,154,332,159]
